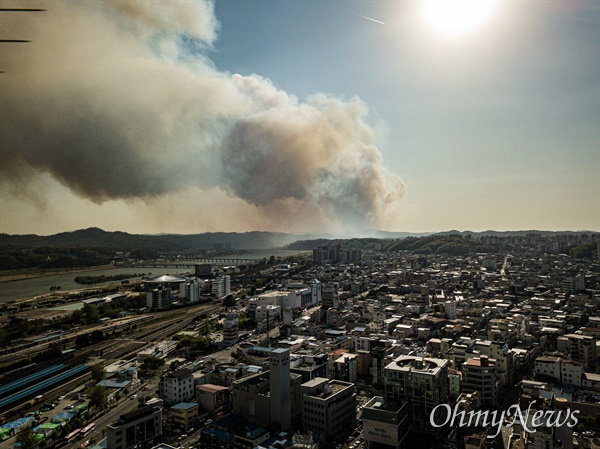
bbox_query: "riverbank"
[0,265,117,283]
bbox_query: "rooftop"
[171,402,198,410]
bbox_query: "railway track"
[0,302,224,414]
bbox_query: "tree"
[82,304,100,324]
[16,424,37,449]
[141,355,165,372]
[91,363,106,382]
[223,295,235,308]
[88,386,107,410]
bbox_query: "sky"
[0,0,598,236]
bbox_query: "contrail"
[360,15,385,25]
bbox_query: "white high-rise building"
[180,279,199,304]
[222,312,239,344]
[212,275,231,298]
[270,348,291,431]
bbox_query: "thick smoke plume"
[0,0,404,232]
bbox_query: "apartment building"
[159,369,195,406]
[384,356,449,436]
[461,356,498,408]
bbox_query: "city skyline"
[1,1,598,236]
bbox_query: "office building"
[107,405,162,449]
[362,396,410,449]
[301,378,356,443]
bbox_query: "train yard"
[0,301,224,423]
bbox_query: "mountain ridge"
[0,228,596,251]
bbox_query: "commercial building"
[196,384,230,416]
[231,370,303,431]
[300,377,356,443]
[107,405,162,449]
[170,402,199,430]
[362,396,410,449]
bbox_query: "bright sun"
[420,0,497,39]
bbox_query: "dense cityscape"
[0,231,598,449]
[1,1,598,449]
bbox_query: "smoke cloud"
[0,0,404,232]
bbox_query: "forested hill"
[383,235,493,255]
[286,238,386,250]
[0,227,302,251]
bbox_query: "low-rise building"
[170,402,199,430]
[196,384,230,416]
[159,369,195,406]
[362,396,410,449]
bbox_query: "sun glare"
[421,0,497,39]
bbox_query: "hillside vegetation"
[384,235,493,255]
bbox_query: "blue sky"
[0,0,598,235]
[208,1,600,232]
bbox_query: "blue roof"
[0,365,90,410]
[171,402,198,410]
[0,417,34,430]
[51,412,75,423]
[0,364,66,397]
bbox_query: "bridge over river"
[133,257,266,268]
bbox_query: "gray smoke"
[0,0,404,230]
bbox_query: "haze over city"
[1,0,598,235]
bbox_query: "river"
[0,249,309,303]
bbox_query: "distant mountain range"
[0,227,596,251]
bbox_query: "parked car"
[57,396,66,401]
